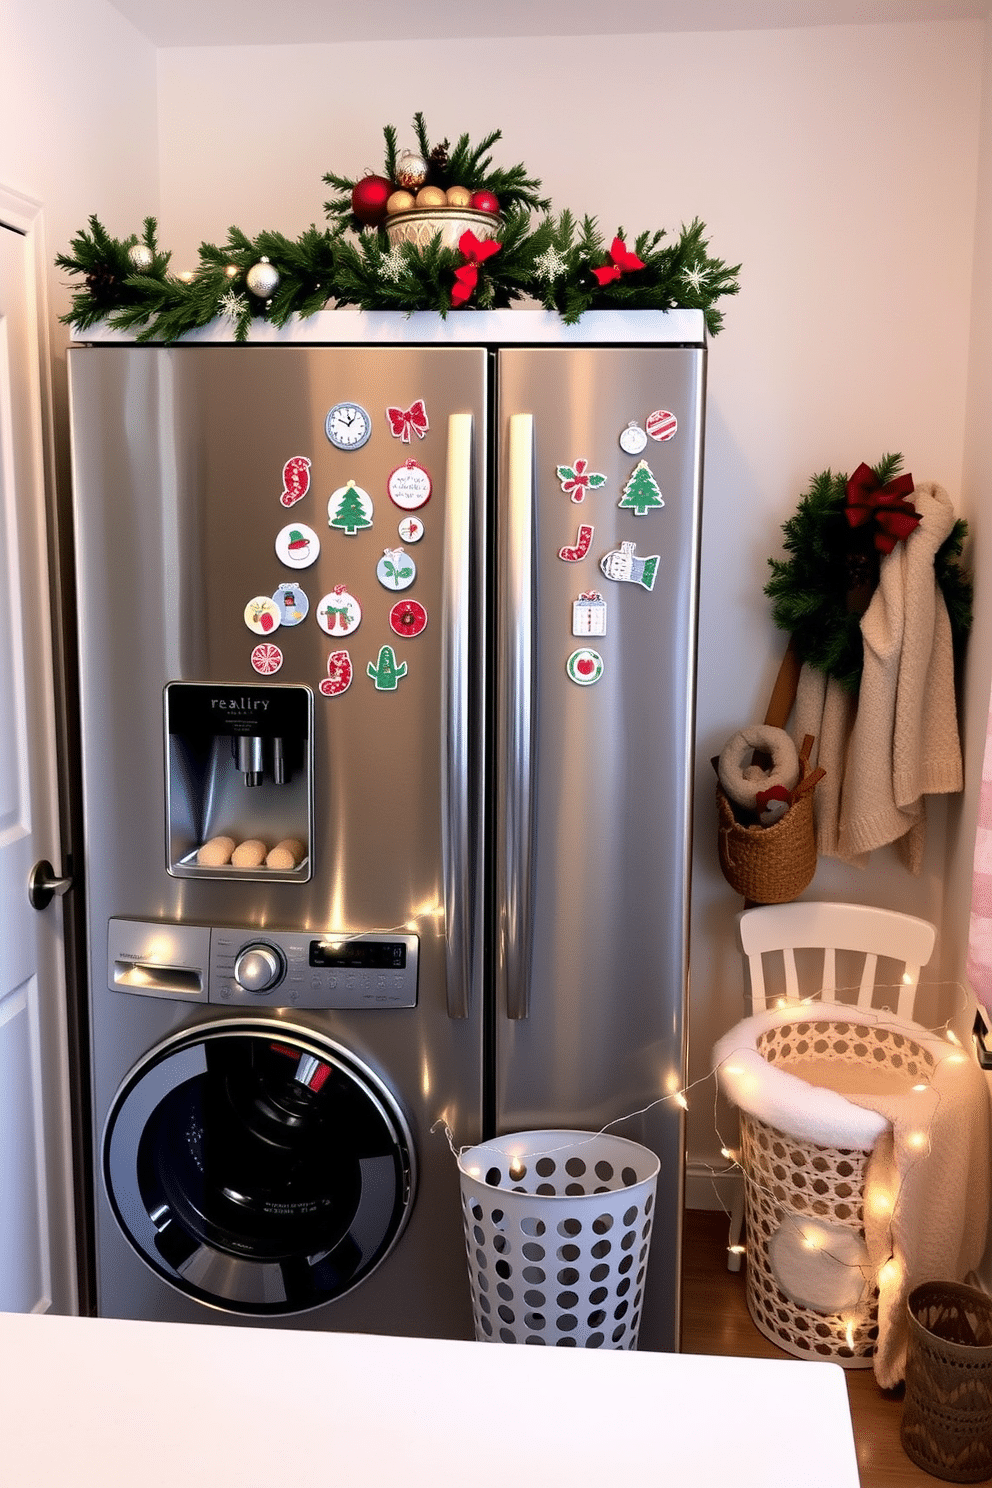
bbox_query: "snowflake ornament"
[220,289,248,320]
[380,246,407,283]
[534,246,567,281]
[681,263,709,293]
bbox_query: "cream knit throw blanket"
[794,483,963,871]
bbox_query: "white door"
[0,201,77,1314]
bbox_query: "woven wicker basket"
[901,1281,992,1483]
[739,1016,937,1367]
[716,737,822,905]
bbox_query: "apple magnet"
[566,648,605,686]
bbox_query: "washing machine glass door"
[104,1021,416,1315]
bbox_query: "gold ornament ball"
[415,185,447,209]
[386,190,416,215]
[445,185,472,208]
[395,150,429,189]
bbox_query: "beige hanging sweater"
[794,483,963,872]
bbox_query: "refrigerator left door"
[67,343,488,1337]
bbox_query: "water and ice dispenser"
[165,682,313,880]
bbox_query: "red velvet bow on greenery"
[451,230,502,307]
[844,461,921,554]
[591,236,646,286]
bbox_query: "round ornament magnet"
[316,585,362,637]
[387,459,432,511]
[398,515,425,544]
[328,480,374,535]
[376,547,416,591]
[566,648,605,686]
[389,599,428,639]
[325,401,372,451]
[619,422,648,455]
[647,409,678,442]
[272,582,309,626]
[276,523,320,568]
[319,650,353,697]
[244,595,282,634]
[251,642,284,676]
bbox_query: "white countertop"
[0,1311,859,1486]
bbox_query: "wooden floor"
[680,1209,940,1488]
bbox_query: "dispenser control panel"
[108,918,418,1009]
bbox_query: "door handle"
[28,859,73,911]
[500,413,538,1020]
[441,412,473,1019]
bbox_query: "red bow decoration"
[451,230,502,307]
[844,462,921,554]
[386,400,430,442]
[591,236,646,287]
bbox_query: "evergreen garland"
[765,456,972,692]
[56,114,741,341]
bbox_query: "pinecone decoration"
[84,263,120,305]
[429,140,450,173]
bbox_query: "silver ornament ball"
[128,243,154,270]
[395,149,429,190]
[246,258,280,297]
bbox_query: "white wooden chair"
[724,900,937,1270]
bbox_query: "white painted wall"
[0,0,159,349]
[152,19,987,1180]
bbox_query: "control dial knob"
[233,943,285,994]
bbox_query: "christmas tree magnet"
[600,540,659,591]
[273,582,309,626]
[558,523,594,562]
[389,599,428,638]
[572,591,607,636]
[276,523,320,568]
[618,460,664,516]
[646,409,678,442]
[387,459,432,510]
[367,644,408,691]
[280,455,312,508]
[251,642,283,676]
[557,458,607,504]
[398,515,425,544]
[328,481,374,535]
[386,399,430,443]
[376,547,416,590]
[316,586,362,637]
[566,648,604,686]
[319,650,353,697]
[244,596,282,634]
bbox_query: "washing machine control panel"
[108,919,419,1009]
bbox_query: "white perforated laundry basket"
[457,1130,659,1348]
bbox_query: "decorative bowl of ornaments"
[351,149,500,251]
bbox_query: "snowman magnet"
[273,582,309,626]
[276,523,321,568]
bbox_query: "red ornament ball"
[470,190,500,215]
[351,175,392,226]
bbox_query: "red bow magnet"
[451,230,502,307]
[386,400,430,443]
[844,462,920,554]
[591,236,646,287]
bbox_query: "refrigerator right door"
[495,344,705,1352]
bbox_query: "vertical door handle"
[500,413,538,1020]
[441,413,473,1018]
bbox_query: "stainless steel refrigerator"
[66,310,704,1350]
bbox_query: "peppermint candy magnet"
[251,643,283,675]
[646,409,678,442]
